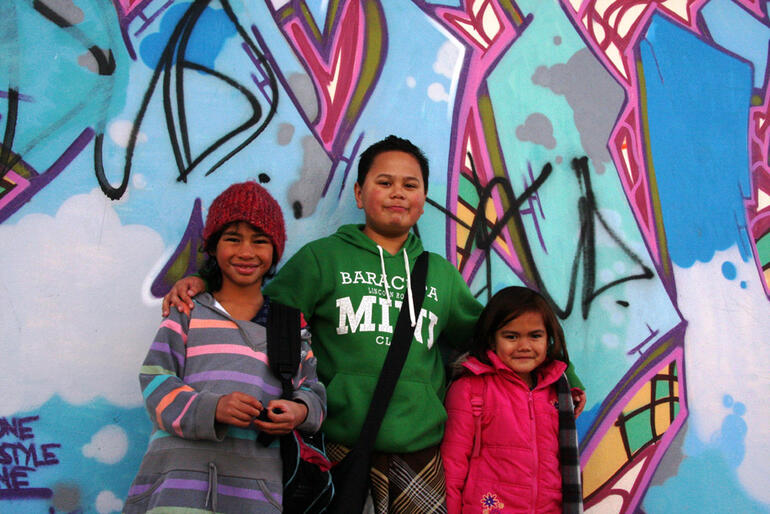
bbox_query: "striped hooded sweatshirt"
[124,293,326,513]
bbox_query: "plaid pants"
[327,442,447,514]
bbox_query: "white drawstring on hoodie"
[376,245,417,327]
[402,249,416,327]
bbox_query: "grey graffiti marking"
[515,112,556,149]
[532,48,624,174]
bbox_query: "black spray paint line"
[34,1,116,76]
[1,0,19,172]
[0,89,18,171]
[96,0,279,199]
[429,154,654,318]
[1,0,115,178]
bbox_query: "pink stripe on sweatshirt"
[186,344,268,364]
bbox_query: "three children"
[157,135,584,512]
[125,182,326,512]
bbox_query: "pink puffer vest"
[441,350,567,513]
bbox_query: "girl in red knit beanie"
[198,180,286,292]
[126,181,326,513]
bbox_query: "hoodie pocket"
[124,470,282,512]
[325,372,446,451]
[123,473,164,512]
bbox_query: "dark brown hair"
[469,286,569,366]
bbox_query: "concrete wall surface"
[1,0,769,512]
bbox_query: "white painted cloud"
[675,246,770,503]
[599,268,615,283]
[429,40,463,116]
[601,333,619,348]
[433,41,460,78]
[599,295,625,326]
[95,490,123,514]
[597,258,636,286]
[406,76,416,88]
[108,119,148,148]
[83,424,129,464]
[428,82,450,103]
[132,173,147,189]
[0,189,164,415]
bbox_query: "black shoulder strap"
[354,251,430,452]
[266,300,302,400]
[259,301,302,446]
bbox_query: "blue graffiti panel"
[641,15,753,268]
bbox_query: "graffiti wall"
[1,0,768,511]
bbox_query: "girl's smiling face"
[493,311,548,387]
[214,221,273,290]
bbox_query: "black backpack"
[264,301,333,513]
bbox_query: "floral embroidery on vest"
[481,492,505,513]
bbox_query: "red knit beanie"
[203,181,286,261]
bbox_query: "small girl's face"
[215,221,273,290]
[493,311,548,387]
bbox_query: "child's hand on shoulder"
[162,276,206,317]
[215,391,262,427]
[252,399,308,435]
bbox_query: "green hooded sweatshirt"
[263,224,483,452]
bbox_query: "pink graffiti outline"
[268,0,386,157]
[112,0,150,16]
[560,0,769,289]
[110,0,170,60]
[559,1,768,510]
[563,1,706,270]
[412,3,701,512]
[414,0,531,282]
[748,59,770,294]
[0,170,30,211]
[0,129,94,224]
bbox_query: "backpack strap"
[258,300,302,447]
[469,376,485,458]
[266,300,302,399]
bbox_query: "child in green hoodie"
[163,135,584,513]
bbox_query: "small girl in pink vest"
[441,286,583,514]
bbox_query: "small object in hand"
[256,407,284,422]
